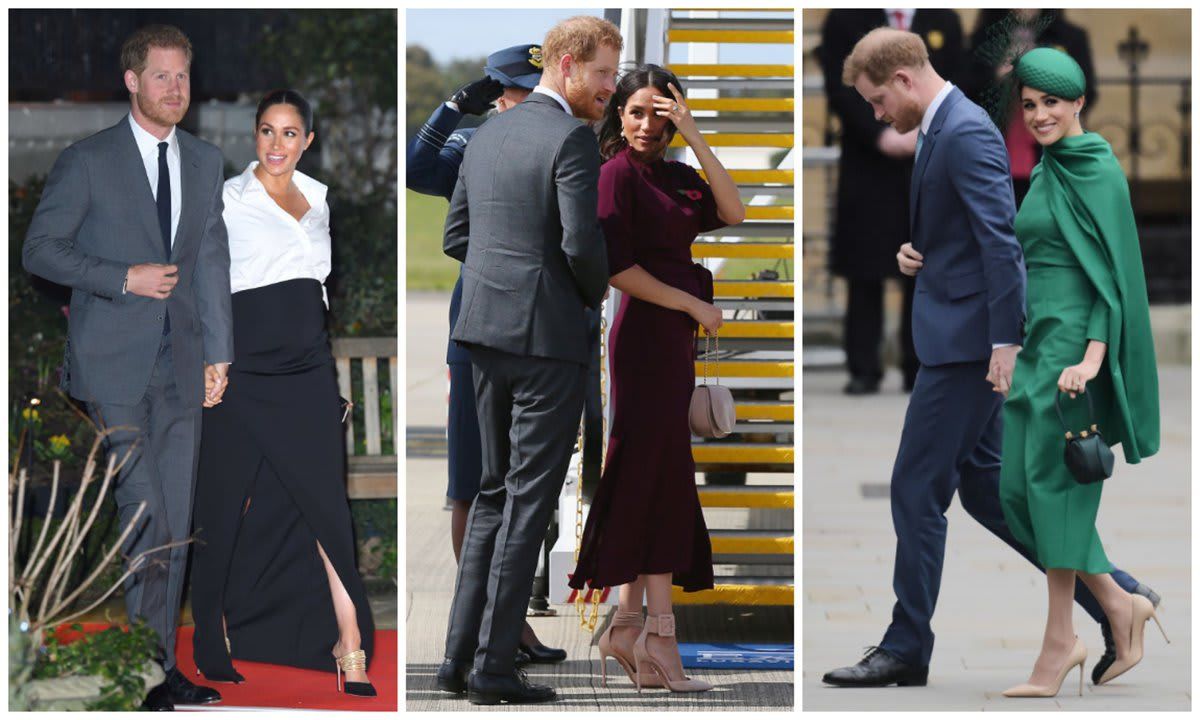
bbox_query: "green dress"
[999,132,1160,573]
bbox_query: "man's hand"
[203,363,230,408]
[986,345,1021,396]
[877,127,919,159]
[896,243,924,276]
[126,264,179,299]
[449,76,504,116]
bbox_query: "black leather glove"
[450,76,504,115]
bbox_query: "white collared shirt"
[920,80,955,137]
[223,162,332,307]
[128,114,182,246]
[532,85,573,116]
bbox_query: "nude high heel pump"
[633,613,713,693]
[597,610,661,688]
[1097,593,1169,685]
[1002,636,1087,698]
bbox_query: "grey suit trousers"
[87,334,201,669]
[445,346,586,675]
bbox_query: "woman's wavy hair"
[598,64,684,161]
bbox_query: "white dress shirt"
[223,162,332,308]
[128,114,182,246]
[532,85,573,116]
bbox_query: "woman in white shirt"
[190,90,375,697]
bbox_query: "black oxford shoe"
[164,667,221,705]
[467,669,556,705]
[436,658,471,694]
[518,640,567,664]
[140,682,173,711]
[843,376,881,396]
[822,646,928,687]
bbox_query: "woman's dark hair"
[255,89,314,135]
[598,64,684,160]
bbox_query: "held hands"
[1058,360,1100,399]
[449,76,504,116]
[126,264,179,299]
[986,345,1021,396]
[690,300,724,336]
[896,243,924,276]
[203,363,230,408]
[653,83,699,145]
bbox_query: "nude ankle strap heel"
[598,610,660,688]
[633,613,713,693]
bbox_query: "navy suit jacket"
[909,87,1025,367]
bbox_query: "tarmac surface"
[802,366,1191,711]
[405,292,796,711]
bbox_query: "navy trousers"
[879,361,1139,667]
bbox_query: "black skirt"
[191,278,375,676]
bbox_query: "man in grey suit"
[435,15,622,705]
[23,25,231,711]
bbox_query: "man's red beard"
[136,93,189,127]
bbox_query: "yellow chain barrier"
[574,304,608,632]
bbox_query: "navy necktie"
[157,142,171,334]
[157,142,171,259]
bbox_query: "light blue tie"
[915,130,925,162]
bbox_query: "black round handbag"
[1054,387,1114,485]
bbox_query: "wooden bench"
[331,337,398,499]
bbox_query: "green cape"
[1035,131,1160,462]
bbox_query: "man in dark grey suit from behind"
[436,15,623,705]
[23,25,231,711]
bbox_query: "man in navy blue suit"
[408,44,570,669]
[822,26,1157,688]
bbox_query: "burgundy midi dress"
[569,146,726,593]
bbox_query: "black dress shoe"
[1092,583,1162,684]
[164,667,221,705]
[822,646,928,687]
[518,640,567,664]
[843,377,880,396]
[467,669,556,705]
[140,682,174,711]
[436,658,471,694]
[515,647,532,666]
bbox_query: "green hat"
[1015,47,1086,100]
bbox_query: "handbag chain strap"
[1054,385,1099,440]
[700,330,720,384]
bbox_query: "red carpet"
[54,624,397,711]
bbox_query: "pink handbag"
[689,332,735,438]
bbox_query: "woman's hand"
[1058,360,1101,399]
[690,300,724,336]
[654,83,700,146]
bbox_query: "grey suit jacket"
[23,116,233,407]
[443,92,608,366]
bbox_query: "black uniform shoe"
[843,377,880,396]
[140,682,174,711]
[1092,583,1162,684]
[515,647,532,666]
[467,669,556,705]
[518,640,567,664]
[164,667,221,705]
[822,646,929,687]
[436,658,471,694]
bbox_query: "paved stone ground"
[802,366,1191,711]
[405,292,795,711]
